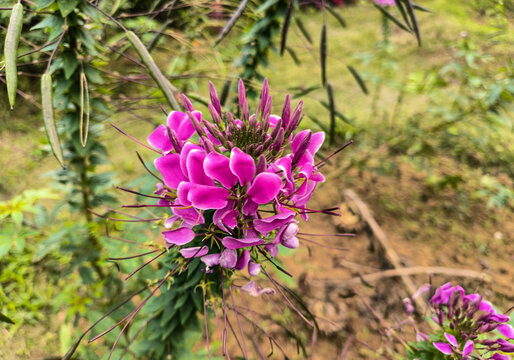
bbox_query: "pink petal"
[498,324,514,339]
[248,261,261,277]
[186,149,213,185]
[179,142,202,178]
[242,199,259,216]
[253,212,296,237]
[307,131,325,155]
[433,342,453,355]
[180,246,209,258]
[229,147,255,186]
[176,181,193,205]
[154,154,187,188]
[201,253,220,267]
[221,236,264,250]
[271,156,294,191]
[247,172,283,204]
[462,340,474,357]
[167,111,195,141]
[265,244,278,257]
[240,281,275,297]
[204,152,237,188]
[219,248,237,268]
[281,236,299,249]
[291,130,311,153]
[444,333,458,348]
[188,184,229,209]
[172,206,204,226]
[162,227,195,246]
[147,125,172,152]
[213,201,236,232]
[234,250,250,270]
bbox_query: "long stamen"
[136,151,165,183]
[115,185,168,199]
[229,286,249,359]
[124,249,167,280]
[110,123,161,154]
[202,287,211,360]
[106,249,159,261]
[88,208,161,222]
[315,140,354,168]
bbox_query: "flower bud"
[209,81,222,116]
[181,94,195,112]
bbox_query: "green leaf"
[320,23,327,87]
[78,266,94,284]
[37,0,55,10]
[257,0,279,13]
[373,3,411,33]
[326,5,346,28]
[57,0,79,17]
[31,15,64,41]
[0,241,12,259]
[62,51,79,79]
[0,312,14,324]
[347,65,369,95]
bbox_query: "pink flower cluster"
[430,283,514,360]
[147,80,325,277]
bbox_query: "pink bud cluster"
[147,79,325,278]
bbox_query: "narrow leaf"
[319,100,351,124]
[401,0,422,46]
[126,31,181,110]
[4,2,24,109]
[290,85,319,99]
[327,83,336,145]
[285,47,300,66]
[394,0,412,30]
[308,115,329,133]
[41,72,65,168]
[0,312,14,324]
[346,65,368,95]
[320,23,327,87]
[214,0,249,46]
[280,0,294,56]
[373,3,411,33]
[326,5,346,28]
[219,79,231,106]
[295,18,312,44]
[412,2,431,12]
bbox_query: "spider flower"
[147,79,326,276]
[429,283,514,360]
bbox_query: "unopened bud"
[181,94,195,112]
[209,81,222,116]
[281,94,291,128]
[256,155,267,174]
[292,130,311,165]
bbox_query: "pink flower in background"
[374,0,395,6]
[426,282,514,360]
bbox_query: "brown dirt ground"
[220,157,513,359]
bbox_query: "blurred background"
[0,0,512,358]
